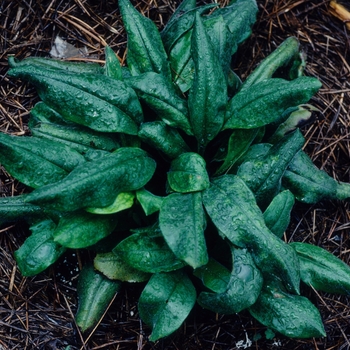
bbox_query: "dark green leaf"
[202,175,300,294]
[104,46,123,80]
[0,195,45,226]
[8,56,104,75]
[0,133,82,188]
[282,150,347,203]
[249,282,326,338]
[197,247,263,314]
[8,67,141,133]
[237,129,305,208]
[194,258,231,294]
[290,242,350,295]
[263,190,295,238]
[214,128,259,175]
[167,153,209,193]
[76,264,121,332]
[25,148,156,212]
[224,77,322,129]
[241,37,300,91]
[168,30,194,92]
[138,270,196,341]
[188,13,227,151]
[53,211,118,249]
[126,72,192,135]
[113,225,185,273]
[119,0,171,80]
[14,219,66,277]
[138,121,190,159]
[159,192,208,269]
[206,0,258,53]
[136,188,164,216]
[94,252,150,282]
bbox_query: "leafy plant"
[3,0,350,342]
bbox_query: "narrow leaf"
[104,46,123,80]
[224,77,322,129]
[263,190,295,238]
[202,175,300,294]
[249,282,326,338]
[291,242,350,295]
[126,72,192,135]
[138,121,190,159]
[119,0,171,80]
[25,148,156,212]
[159,192,208,269]
[138,270,196,341]
[76,264,121,332]
[188,13,226,151]
[237,129,305,208]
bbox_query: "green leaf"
[194,258,231,294]
[241,36,301,91]
[249,282,326,339]
[113,226,185,273]
[214,128,259,175]
[94,252,150,282]
[282,150,345,203]
[0,195,45,226]
[161,3,216,53]
[126,72,192,135]
[0,133,76,188]
[206,0,258,53]
[167,153,210,193]
[136,188,164,216]
[237,129,305,208]
[76,264,121,332]
[86,192,135,214]
[8,55,104,75]
[53,211,118,249]
[197,247,263,314]
[224,77,322,129]
[263,190,295,238]
[25,148,156,212]
[119,0,171,80]
[290,242,350,295]
[159,192,208,269]
[202,175,300,294]
[8,66,142,133]
[188,13,227,151]
[104,46,123,80]
[204,14,235,77]
[169,30,194,93]
[14,219,66,277]
[138,121,190,159]
[138,270,196,341]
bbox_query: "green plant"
[3,0,350,342]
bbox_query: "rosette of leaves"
[3,0,350,342]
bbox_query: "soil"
[0,0,350,349]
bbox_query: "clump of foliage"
[3,0,350,341]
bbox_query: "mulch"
[1,0,350,349]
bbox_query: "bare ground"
[1,0,350,349]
